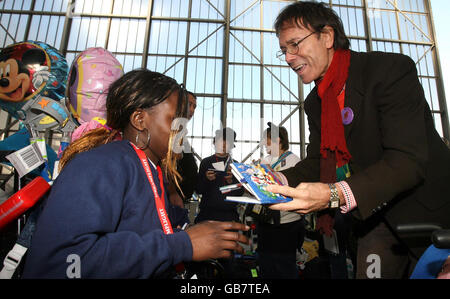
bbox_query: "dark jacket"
[282,51,450,230]
[22,140,192,278]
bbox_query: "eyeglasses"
[276,32,317,61]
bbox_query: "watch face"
[330,200,340,209]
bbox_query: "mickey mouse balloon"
[0,41,68,120]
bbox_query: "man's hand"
[266,182,341,214]
[186,221,249,261]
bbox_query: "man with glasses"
[266,1,450,279]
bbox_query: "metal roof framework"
[0,0,448,170]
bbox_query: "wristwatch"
[328,184,340,209]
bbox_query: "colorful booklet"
[225,162,292,204]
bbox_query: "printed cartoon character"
[64,47,123,143]
[0,42,69,182]
[0,41,67,121]
[67,47,123,125]
[0,46,49,103]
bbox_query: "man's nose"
[285,52,296,64]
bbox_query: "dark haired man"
[267,1,450,279]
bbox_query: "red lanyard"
[131,143,173,235]
[131,142,187,276]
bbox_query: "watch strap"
[328,183,340,209]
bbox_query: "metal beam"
[59,0,75,55]
[362,0,374,52]
[141,0,154,68]
[220,0,231,128]
[425,0,450,139]
[182,0,193,86]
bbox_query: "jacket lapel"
[304,86,322,131]
[343,51,365,140]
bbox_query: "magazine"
[225,162,292,204]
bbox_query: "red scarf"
[316,49,352,183]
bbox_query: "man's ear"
[321,25,335,50]
[129,108,146,131]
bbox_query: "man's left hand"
[266,182,335,214]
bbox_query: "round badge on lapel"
[342,107,354,125]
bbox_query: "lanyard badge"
[131,142,189,278]
[270,151,292,170]
[130,142,173,235]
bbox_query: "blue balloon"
[0,41,68,120]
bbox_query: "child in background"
[195,127,244,224]
[257,122,304,279]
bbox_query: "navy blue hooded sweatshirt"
[22,140,192,278]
